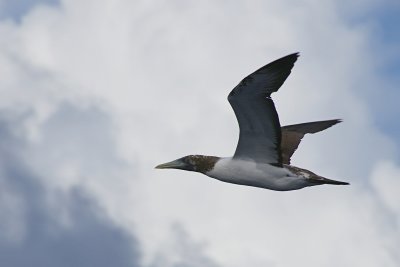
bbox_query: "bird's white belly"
[206,158,308,191]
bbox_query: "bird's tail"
[309,176,350,186]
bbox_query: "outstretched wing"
[228,53,299,166]
[281,119,342,164]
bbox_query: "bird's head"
[155,155,219,173]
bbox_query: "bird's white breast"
[206,157,308,191]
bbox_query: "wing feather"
[281,119,342,164]
[228,53,299,165]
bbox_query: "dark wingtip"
[323,118,343,128]
[265,52,300,70]
[281,119,343,134]
[282,52,300,63]
[287,52,300,56]
[324,119,343,130]
[290,52,300,62]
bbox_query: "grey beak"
[155,159,185,169]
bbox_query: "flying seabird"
[156,53,349,191]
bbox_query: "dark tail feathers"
[310,176,350,186]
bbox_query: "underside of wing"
[281,119,342,164]
[228,53,299,165]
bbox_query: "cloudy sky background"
[0,0,399,266]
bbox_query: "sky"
[0,0,399,266]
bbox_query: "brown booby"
[156,53,349,191]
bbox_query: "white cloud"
[0,0,399,266]
[371,161,400,222]
[0,116,141,267]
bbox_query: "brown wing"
[281,119,341,164]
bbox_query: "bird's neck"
[187,155,220,173]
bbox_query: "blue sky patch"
[0,0,60,22]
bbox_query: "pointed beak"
[155,159,185,169]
